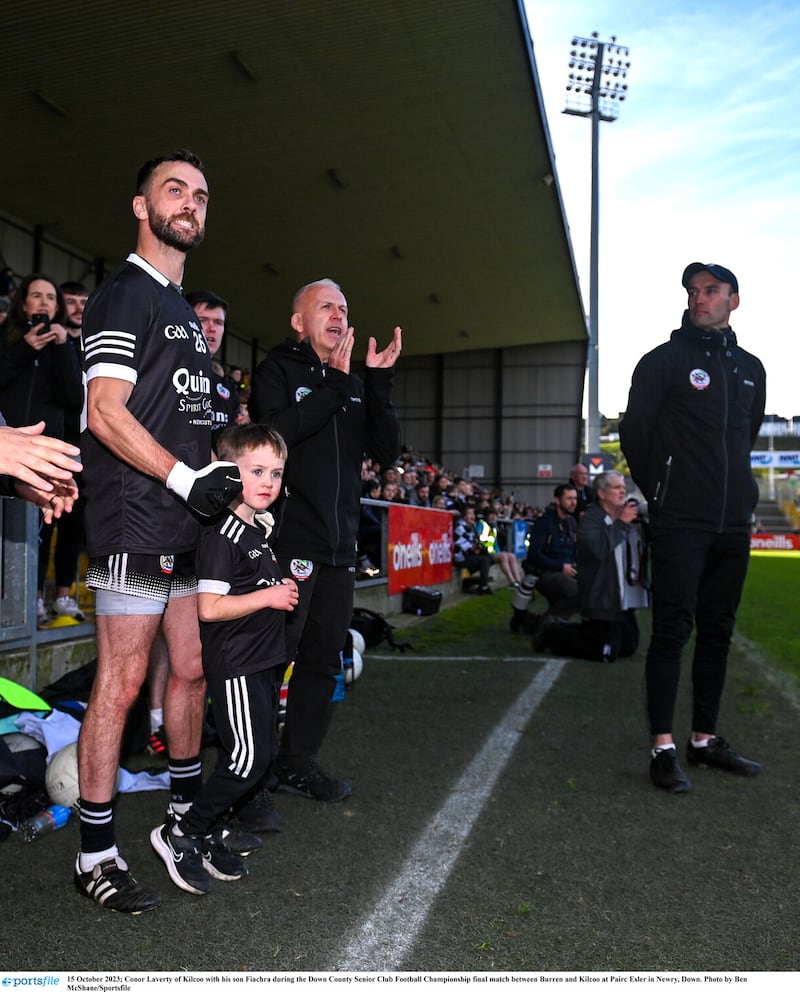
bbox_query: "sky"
[522,0,799,422]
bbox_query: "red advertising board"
[750,533,800,551]
[387,504,454,594]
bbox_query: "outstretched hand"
[15,477,79,523]
[366,326,402,368]
[0,421,82,491]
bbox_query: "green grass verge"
[402,553,800,691]
[400,587,515,654]
[737,552,800,686]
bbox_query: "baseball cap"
[682,262,738,294]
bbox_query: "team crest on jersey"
[289,558,314,581]
[160,555,175,575]
[689,368,711,390]
[295,386,312,403]
[216,381,232,400]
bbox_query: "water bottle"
[20,804,72,842]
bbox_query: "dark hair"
[554,483,578,499]
[215,423,287,463]
[136,149,205,195]
[3,273,66,344]
[60,280,88,295]
[185,289,228,314]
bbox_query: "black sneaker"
[231,785,285,833]
[202,828,249,881]
[220,823,263,856]
[74,854,162,914]
[276,760,352,802]
[686,737,762,777]
[150,821,210,895]
[650,748,692,793]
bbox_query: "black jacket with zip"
[619,313,765,534]
[248,338,401,566]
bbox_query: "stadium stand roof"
[1,0,587,362]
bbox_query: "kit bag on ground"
[401,586,442,617]
[350,607,412,652]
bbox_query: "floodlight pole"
[564,33,630,456]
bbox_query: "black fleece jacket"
[248,339,401,566]
[620,313,765,533]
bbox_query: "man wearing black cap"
[620,262,766,794]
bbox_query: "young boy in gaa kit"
[151,424,298,895]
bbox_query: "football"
[349,628,366,657]
[344,647,364,684]
[45,741,82,810]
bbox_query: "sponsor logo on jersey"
[173,368,211,396]
[295,386,312,403]
[689,368,710,390]
[160,555,175,575]
[173,367,213,425]
[216,382,232,400]
[289,558,314,581]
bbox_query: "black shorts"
[87,550,197,605]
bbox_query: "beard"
[148,206,205,252]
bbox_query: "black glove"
[166,460,243,517]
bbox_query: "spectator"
[357,479,382,577]
[185,290,240,448]
[0,273,83,623]
[537,472,648,661]
[380,480,404,503]
[477,508,523,586]
[237,385,251,425]
[409,481,431,507]
[509,484,578,633]
[454,506,492,594]
[37,280,91,623]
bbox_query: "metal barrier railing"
[1,500,94,684]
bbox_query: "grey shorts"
[88,551,197,616]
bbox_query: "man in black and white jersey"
[74,150,242,914]
[186,289,240,449]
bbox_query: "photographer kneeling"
[537,472,648,662]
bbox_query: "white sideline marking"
[331,658,566,972]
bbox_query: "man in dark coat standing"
[620,262,766,793]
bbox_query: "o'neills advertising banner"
[750,533,800,551]
[387,505,454,594]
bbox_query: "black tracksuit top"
[620,315,766,534]
[249,339,401,566]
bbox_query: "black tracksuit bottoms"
[181,665,282,837]
[278,560,354,766]
[645,528,751,737]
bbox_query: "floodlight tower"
[564,33,630,456]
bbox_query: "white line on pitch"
[330,657,566,972]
